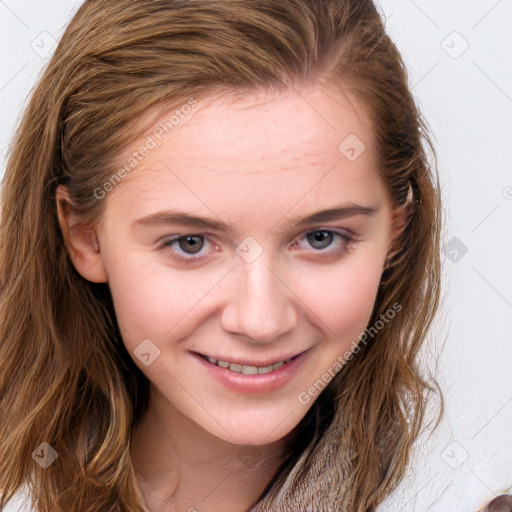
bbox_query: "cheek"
[103,250,212,351]
[298,254,384,340]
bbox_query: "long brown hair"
[0,1,444,511]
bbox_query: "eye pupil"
[307,230,333,250]
[179,235,204,254]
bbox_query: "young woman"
[0,1,445,511]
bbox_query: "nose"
[220,250,298,344]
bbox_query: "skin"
[57,81,408,511]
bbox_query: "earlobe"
[55,185,108,283]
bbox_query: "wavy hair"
[0,1,444,511]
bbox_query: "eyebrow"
[132,204,378,234]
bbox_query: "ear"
[56,185,108,283]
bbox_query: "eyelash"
[159,229,357,265]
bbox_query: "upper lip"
[191,348,309,367]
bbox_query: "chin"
[201,408,307,447]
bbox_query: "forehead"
[106,83,385,219]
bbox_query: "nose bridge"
[221,246,297,343]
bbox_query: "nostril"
[483,494,512,512]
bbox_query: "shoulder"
[2,484,34,512]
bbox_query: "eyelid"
[296,225,356,240]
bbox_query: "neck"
[130,386,303,512]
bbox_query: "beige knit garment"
[250,408,355,512]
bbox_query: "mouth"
[191,348,312,394]
[193,351,306,375]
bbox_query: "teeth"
[202,355,294,374]
[241,365,258,375]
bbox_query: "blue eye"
[160,229,355,264]
[292,230,355,258]
[307,230,341,250]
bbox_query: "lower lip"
[191,350,310,394]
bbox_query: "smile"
[193,349,311,394]
[198,354,296,375]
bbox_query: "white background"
[1,1,511,511]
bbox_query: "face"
[60,82,405,446]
